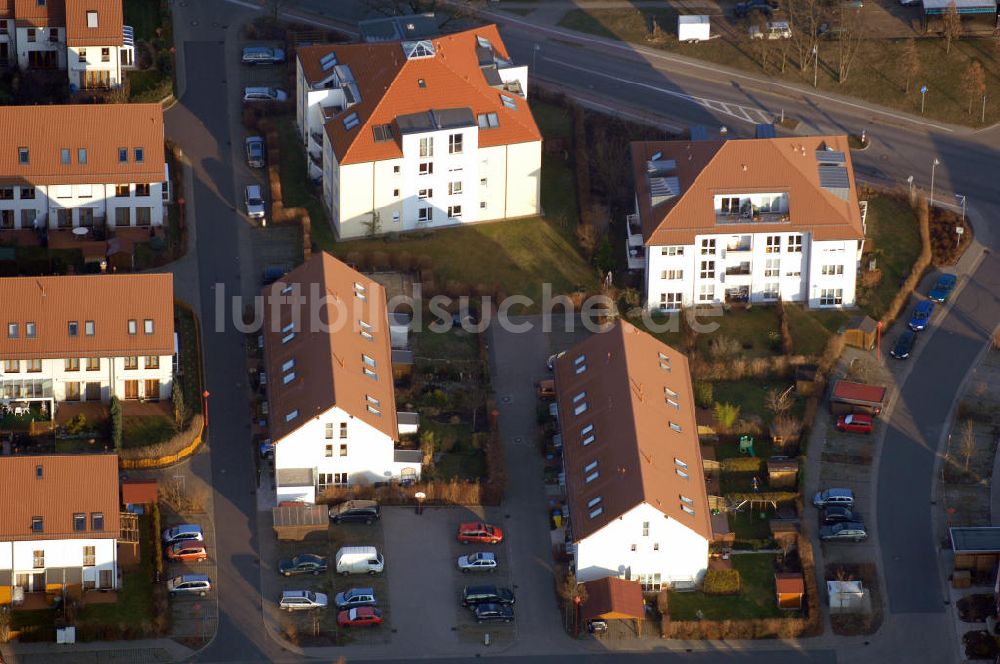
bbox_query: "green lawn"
[557,9,1000,127]
[695,306,782,358]
[277,118,334,251]
[712,380,801,426]
[123,414,175,448]
[713,436,775,461]
[857,195,922,320]
[413,327,479,363]
[123,0,163,42]
[669,554,787,620]
[175,303,203,416]
[785,304,845,357]
[420,419,487,480]
[729,510,774,540]
[78,516,158,631]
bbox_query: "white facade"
[15,25,65,71]
[0,538,118,592]
[574,502,709,589]
[0,178,167,231]
[274,405,421,504]
[0,354,173,406]
[66,44,125,90]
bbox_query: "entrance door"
[85,382,101,401]
[99,569,113,589]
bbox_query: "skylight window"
[282,359,295,372]
[282,372,296,385]
[680,495,694,505]
[402,40,435,59]
[587,496,602,508]
[320,51,338,71]
[584,461,598,472]
[581,424,594,436]
[675,458,688,469]
[372,124,394,142]
[342,112,360,130]
[477,112,499,129]
[281,322,295,333]
[669,421,682,433]
[658,352,671,371]
[676,468,689,480]
[586,471,599,483]
[582,434,595,446]
[589,506,603,519]
[366,395,381,406]
[367,404,382,416]
[681,505,695,516]
[573,392,586,404]
[285,410,299,422]
[574,403,588,416]
[282,332,296,344]
[500,94,517,110]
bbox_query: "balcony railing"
[724,265,751,276]
[716,210,789,225]
[625,213,643,248]
[308,150,322,168]
[626,244,645,271]
[309,131,323,146]
[725,242,752,252]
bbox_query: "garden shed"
[843,316,877,350]
[775,572,805,609]
[827,580,865,611]
[951,527,1000,576]
[121,479,158,513]
[580,576,646,636]
[766,457,799,489]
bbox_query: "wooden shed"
[844,316,877,350]
[766,457,799,489]
[122,479,158,513]
[951,527,1000,578]
[272,505,328,541]
[775,572,805,610]
[580,577,646,636]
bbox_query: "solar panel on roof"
[320,51,337,71]
[816,150,845,164]
[818,165,849,188]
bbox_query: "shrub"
[695,381,713,408]
[110,396,123,451]
[713,402,741,432]
[708,335,742,359]
[118,414,204,462]
[151,502,164,581]
[703,569,741,595]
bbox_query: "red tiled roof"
[0,453,120,541]
[121,479,158,505]
[580,577,645,622]
[65,0,123,46]
[262,252,398,442]
[775,572,805,595]
[632,135,865,247]
[297,25,540,166]
[831,380,886,404]
[13,0,64,26]
[554,321,712,543]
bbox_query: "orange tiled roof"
[65,0,123,46]
[13,0,64,26]
[298,25,541,166]
[632,135,865,247]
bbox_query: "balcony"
[724,263,751,277]
[626,244,645,271]
[308,150,322,169]
[725,286,749,304]
[309,131,323,147]
[625,213,643,248]
[716,210,789,225]
[725,240,752,253]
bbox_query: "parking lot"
[160,510,220,641]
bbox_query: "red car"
[457,522,504,545]
[165,542,209,562]
[836,414,873,434]
[338,606,383,627]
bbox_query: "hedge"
[721,457,764,473]
[703,569,742,595]
[880,194,932,329]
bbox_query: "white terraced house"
[0,454,121,600]
[0,0,135,88]
[0,103,168,231]
[295,25,541,239]
[628,135,867,310]
[0,273,175,408]
[262,252,421,504]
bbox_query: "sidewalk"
[0,639,194,664]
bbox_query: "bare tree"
[962,61,986,115]
[942,1,962,55]
[752,12,772,70]
[576,223,598,259]
[786,0,825,72]
[765,387,794,417]
[835,6,867,83]
[557,572,589,633]
[961,419,976,471]
[901,38,921,93]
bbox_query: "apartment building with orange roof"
[628,135,868,310]
[295,25,542,239]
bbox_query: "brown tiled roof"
[0,0,13,18]
[65,0,123,46]
[0,103,164,186]
[632,135,865,247]
[554,321,711,542]
[121,479,158,505]
[0,454,121,541]
[262,252,398,443]
[0,273,174,360]
[14,0,64,26]
[580,576,645,622]
[775,572,805,594]
[298,25,541,166]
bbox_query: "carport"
[580,576,646,636]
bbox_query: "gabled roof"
[554,321,712,543]
[65,0,123,46]
[0,273,174,360]
[581,576,645,622]
[0,103,164,186]
[13,0,64,27]
[297,25,540,166]
[262,252,398,443]
[0,454,121,541]
[631,135,865,247]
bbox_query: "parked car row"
[891,274,955,360]
[813,488,868,542]
[162,524,212,598]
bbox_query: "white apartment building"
[263,252,421,504]
[295,25,541,239]
[0,104,167,231]
[0,273,175,408]
[553,321,712,590]
[0,0,134,88]
[628,136,867,310]
[0,454,121,598]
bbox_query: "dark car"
[908,300,934,331]
[819,521,868,542]
[735,0,776,17]
[890,329,916,359]
[262,263,291,286]
[928,274,957,303]
[820,506,860,525]
[245,136,265,169]
[278,554,328,577]
[473,602,514,624]
[462,585,516,608]
[329,500,381,525]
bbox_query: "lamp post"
[929,158,940,207]
[876,321,883,362]
[906,175,914,200]
[812,45,818,88]
[532,44,540,73]
[920,85,928,114]
[202,390,210,429]
[955,194,966,222]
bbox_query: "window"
[680,495,694,505]
[765,235,781,253]
[669,421,682,433]
[418,188,432,200]
[144,319,154,335]
[85,320,94,336]
[447,205,462,219]
[340,443,348,457]
[20,186,35,200]
[124,356,138,370]
[661,246,684,256]
[700,239,716,255]
[654,543,660,551]
[642,521,650,536]
[116,184,130,197]
[449,181,462,196]
[821,264,844,276]
[638,573,662,592]
[60,148,70,165]
[417,207,432,223]
[135,183,151,197]
[699,261,715,279]
[448,133,463,154]
[480,178,487,186]
[393,165,400,174]
[123,380,139,399]
[418,162,433,176]
[3,360,18,373]
[325,423,334,439]
[393,189,400,198]
[86,9,98,27]
[480,202,486,209]
[65,358,80,372]
[788,235,803,253]
[25,323,35,338]
[362,354,376,368]
[763,283,780,300]
[27,359,41,373]
[820,288,843,306]
[68,321,78,337]
[372,124,393,142]
[334,473,348,485]
[477,112,499,129]
[719,196,740,214]
[31,517,43,533]
[33,550,44,568]
[83,546,96,566]
[500,94,517,109]
[419,137,433,157]
[367,395,380,407]
[325,444,334,457]
[8,323,18,338]
[364,367,377,380]
[77,148,87,164]
[342,113,359,130]
[0,187,12,201]
[285,410,299,422]
[91,513,104,531]
[575,354,587,374]
[118,147,128,163]
[145,356,160,369]
[65,381,81,401]
[18,147,28,165]
[71,513,86,532]
[698,285,715,302]
[340,422,348,439]
[676,468,690,480]
[86,357,100,371]
[660,269,683,280]
[760,258,779,278]
[681,504,696,516]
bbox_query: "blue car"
[908,300,934,331]
[891,329,916,359]
[928,274,957,303]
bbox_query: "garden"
[123,0,175,102]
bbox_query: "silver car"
[243,86,288,103]
[280,590,328,611]
[242,46,286,65]
[245,184,265,220]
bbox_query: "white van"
[335,546,384,576]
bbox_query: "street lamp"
[532,44,540,73]
[202,390,210,429]
[955,193,967,222]
[812,45,818,88]
[906,175,914,200]
[930,158,940,207]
